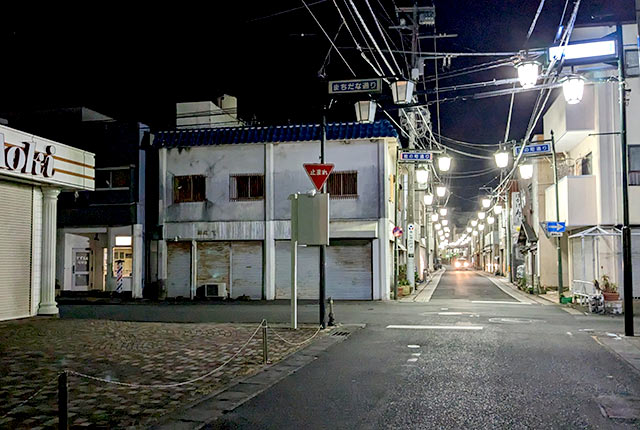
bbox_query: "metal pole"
[58,371,68,430]
[262,321,268,364]
[291,194,298,329]
[617,25,634,336]
[551,131,564,303]
[506,190,512,282]
[394,147,399,300]
[319,108,327,328]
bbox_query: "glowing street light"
[390,80,415,104]
[438,155,452,172]
[466,227,472,233]
[478,223,485,231]
[354,100,376,123]
[435,223,442,230]
[439,207,448,216]
[471,219,478,227]
[472,230,478,236]
[431,213,439,222]
[424,193,434,205]
[519,163,534,179]
[516,60,540,89]
[493,205,503,214]
[436,186,447,197]
[494,149,510,168]
[482,198,491,208]
[562,75,586,105]
[442,219,449,226]
[416,167,429,184]
[487,216,495,225]
[478,211,486,220]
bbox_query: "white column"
[38,187,60,315]
[264,142,276,300]
[131,224,144,298]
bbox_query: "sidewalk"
[399,268,445,302]
[0,318,323,429]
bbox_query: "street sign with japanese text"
[303,163,334,191]
[399,150,433,162]
[328,79,382,94]
[407,224,415,254]
[513,143,551,156]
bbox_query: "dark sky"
[0,1,635,217]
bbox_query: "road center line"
[388,325,484,330]
[471,300,531,305]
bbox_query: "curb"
[149,324,364,430]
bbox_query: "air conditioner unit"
[204,283,226,298]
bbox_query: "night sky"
[0,1,635,217]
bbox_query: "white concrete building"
[0,124,94,320]
[152,120,399,300]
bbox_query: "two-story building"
[152,119,400,301]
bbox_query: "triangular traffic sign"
[303,163,335,191]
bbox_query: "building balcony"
[543,85,595,153]
[545,175,597,228]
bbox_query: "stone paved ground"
[0,318,322,429]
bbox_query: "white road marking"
[479,273,537,304]
[388,325,483,330]
[411,353,422,357]
[407,358,418,362]
[471,300,531,305]
[407,345,420,348]
[441,308,449,311]
[438,312,463,315]
[566,331,573,336]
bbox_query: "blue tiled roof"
[153,120,398,148]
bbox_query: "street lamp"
[466,227,472,233]
[471,219,478,227]
[435,223,442,230]
[354,100,376,123]
[493,204,503,214]
[487,216,495,225]
[519,162,534,179]
[478,211,486,220]
[482,197,491,208]
[494,148,510,168]
[439,207,448,216]
[478,223,485,231]
[390,80,415,104]
[442,219,449,226]
[562,75,586,105]
[436,186,447,197]
[438,154,452,172]
[444,227,450,232]
[424,193,434,205]
[416,166,429,184]
[516,60,540,89]
[431,213,439,222]
[472,230,478,236]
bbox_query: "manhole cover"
[488,318,542,324]
[596,395,640,420]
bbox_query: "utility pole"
[550,131,564,303]
[319,108,327,328]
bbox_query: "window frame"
[94,166,132,191]
[229,173,265,201]
[173,174,207,203]
[328,170,358,199]
[629,146,640,186]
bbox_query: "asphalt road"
[205,269,640,429]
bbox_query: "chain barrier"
[1,375,58,419]
[267,324,324,346]
[68,319,266,389]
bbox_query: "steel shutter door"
[197,242,230,293]
[0,181,33,320]
[275,241,319,299]
[231,242,263,299]
[327,240,373,300]
[167,242,191,298]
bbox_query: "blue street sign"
[546,221,566,233]
[513,143,551,156]
[399,151,433,162]
[328,79,382,94]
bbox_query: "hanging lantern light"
[478,211,486,220]
[354,100,376,123]
[519,163,534,179]
[435,223,442,230]
[415,167,429,184]
[493,204,503,214]
[442,219,449,226]
[562,75,586,105]
[444,226,450,232]
[424,193,434,205]
[494,148,510,168]
[438,155,452,172]
[471,219,478,227]
[390,80,415,104]
[478,223,485,231]
[516,60,540,89]
[487,216,495,225]
[466,227,472,233]
[436,186,447,197]
[482,197,491,208]
[431,213,439,222]
[472,230,478,236]
[439,207,448,216]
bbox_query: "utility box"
[296,193,329,246]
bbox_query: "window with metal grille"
[174,175,206,203]
[230,174,264,200]
[95,167,131,191]
[328,171,358,198]
[630,146,640,186]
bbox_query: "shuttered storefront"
[0,181,33,320]
[275,241,320,299]
[197,242,230,294]
[231,242,263,299]
[327,240,373,300]
[166,242,191,298]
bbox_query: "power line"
[247,0,328,22]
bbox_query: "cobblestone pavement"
[0,318,322,429]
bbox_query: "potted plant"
[594,275,619,301]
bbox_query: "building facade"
[152,120,400,301]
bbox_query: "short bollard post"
[58,371,68,430]
[262,321,268,365]
[328,297,336,326]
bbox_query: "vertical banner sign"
[115,260,124,293]
[511,192,522,230]
[407,224,415,256]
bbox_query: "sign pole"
[290,194,298,329]
[551,131,564,303]
[394,147,399,300]
[319,108,327,329]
